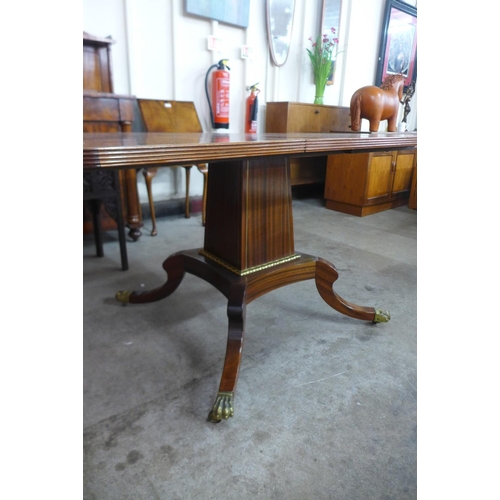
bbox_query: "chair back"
[138,99,203,133]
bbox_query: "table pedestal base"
[116,248,390,422]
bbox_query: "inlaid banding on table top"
[199,249,301,276]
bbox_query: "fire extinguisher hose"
[205,64,218,129]
[250,95,259,121]
[205,59,230,130]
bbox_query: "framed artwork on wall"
[185,0,250,28]
[376,0,417,90]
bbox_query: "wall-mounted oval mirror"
[266,0,296,67]
[320,0,342,84]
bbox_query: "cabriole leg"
[315,257,390,323]
[208,285,246,423]
[116,253,185,304]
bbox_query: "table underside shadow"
[116,249,389,422]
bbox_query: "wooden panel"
[119,99,134,122]
[392,150,415,196]
[83,48,103,92]
[243,157,294,268]
[264,102,290,132]
[324,153,368,206]
[83,122,121,133]
[290,158,326,186]
[265,102,351,133]
[329,106,351,132]
[83,32,114,93]
[287,105,329,132]
[326,198,410,217]
[138,100,203,133]
[366,152,394,203]
[204,158,294,272]
[408,154,417,210]
[83,97,120,122]
[204,161,244,269]
[290,104,350,132]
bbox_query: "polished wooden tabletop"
[83,132,417,169]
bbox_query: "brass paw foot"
[373,309,391,323]
[116,290,132,304]
[207,391,234,423]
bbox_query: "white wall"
[83,0,417,203]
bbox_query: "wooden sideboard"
[323,148,417,216]
[265,101,417,216]
[265,102,351,186]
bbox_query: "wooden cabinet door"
[408,153,417,209]
[392,150,415,198]
[325,153,368,206]
[365,152,394,204]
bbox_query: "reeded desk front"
[83,132,417,422]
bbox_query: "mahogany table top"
[83,132,417,169]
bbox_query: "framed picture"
[376,0,417,90]
[185,0,250,28]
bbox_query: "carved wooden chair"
[137,99,208,236]
[83,93,136,271]
[83,168,128,270]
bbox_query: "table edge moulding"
[83,131,417,423]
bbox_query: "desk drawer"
[287,104,332,132]
[266,102,351,133]
[83,97,134,124]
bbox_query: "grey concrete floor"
[83,196,417,500]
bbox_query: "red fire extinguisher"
[205,59,230,130]
[245,83,260,134]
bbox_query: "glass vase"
[314,83,325,105]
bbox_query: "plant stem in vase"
[314,85,325,105]
[307,29,338,105]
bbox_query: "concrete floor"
[83,196,417,500]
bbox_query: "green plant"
[306,28,339,94]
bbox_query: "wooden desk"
[84,131,417,422]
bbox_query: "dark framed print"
[376,0,417,90]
